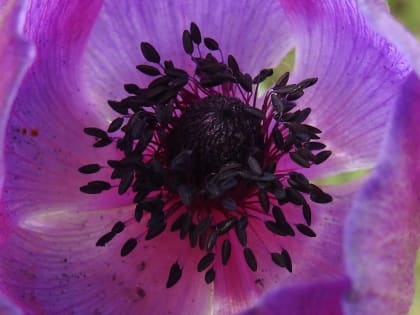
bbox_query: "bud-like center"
[166,95,264,187]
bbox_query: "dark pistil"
[166,94,264,189]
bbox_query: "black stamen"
[216,218,236,235]
[206,231,218,252]
[80,181,111,194]
[221,239,231,266]
[197,253,215,272]
[302,204,312,226]
[107,117,124,133]
[182,30,194,55]
[258,189,270,213]
[243,248,257,272]
[297,77,318,89]
[140,42,161,63]
[296,224,317,237]
[83,127,108,138]
[309,185,333,204]
[120,238,138,257]
[313,150,332,164]
[93,137,113,148]
[190,22,202,44]
[227,55,240,74]
[166,262,183,288]
[135,204,144,222]
[248,156,263,175]
[271,249,293,272]
[253,68,274,84]
[222,198,237,211]
[136,64,161,76]
[203,37,219,51]
[111,221,125,234]
[272,206,286,224]
[274,72,290,88]
[204,268,216,284]
[289,152,311,168]
[78,164,101,174]
[96,232,116,247]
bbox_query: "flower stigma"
[79,23,333,288]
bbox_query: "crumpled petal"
[277,0,410,179]
[236,277,349,315]
[0,0,34,197]
[343,72,420,315]
[82,0,293,105]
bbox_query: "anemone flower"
[0,0,412,314]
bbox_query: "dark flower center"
[166,94,264,190]
[79,22,334,288]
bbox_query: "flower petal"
[358,0,420,73]
[0,1,138,226]
[0,182,356,315]
[343,73,420,315]
[237,277,349,315]
[0,293,22,315]
[278,0,410,178]
[0,206,212,315]
[211,182,360,314]
[81,0,292,105]
[0,0,34,194]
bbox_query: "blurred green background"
[381,1,419,314]
[389,0,420,35]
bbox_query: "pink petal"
[82,0,292,105]
[0,0,34,196]
[343,73,420,315]
[0,206,212,314]
[1,1,137,226]
[358,0,420,72]
[211,182,359,314]
[237,277,349,315]
[0,182,356,315]
[0,293,22,315]
[277,0,410,179]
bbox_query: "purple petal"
[82,0,292,104]
[278,0,410,178]
[211,182,359,314]
[0,293,22,315]
[0,0,35,192]
[358,0,420,73]
[1,1,138,225]
[0,182,356,315]
[0,207,213,314]
[343,73,420,315]
[237,277,349,315]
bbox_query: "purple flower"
[0,1,414,315]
